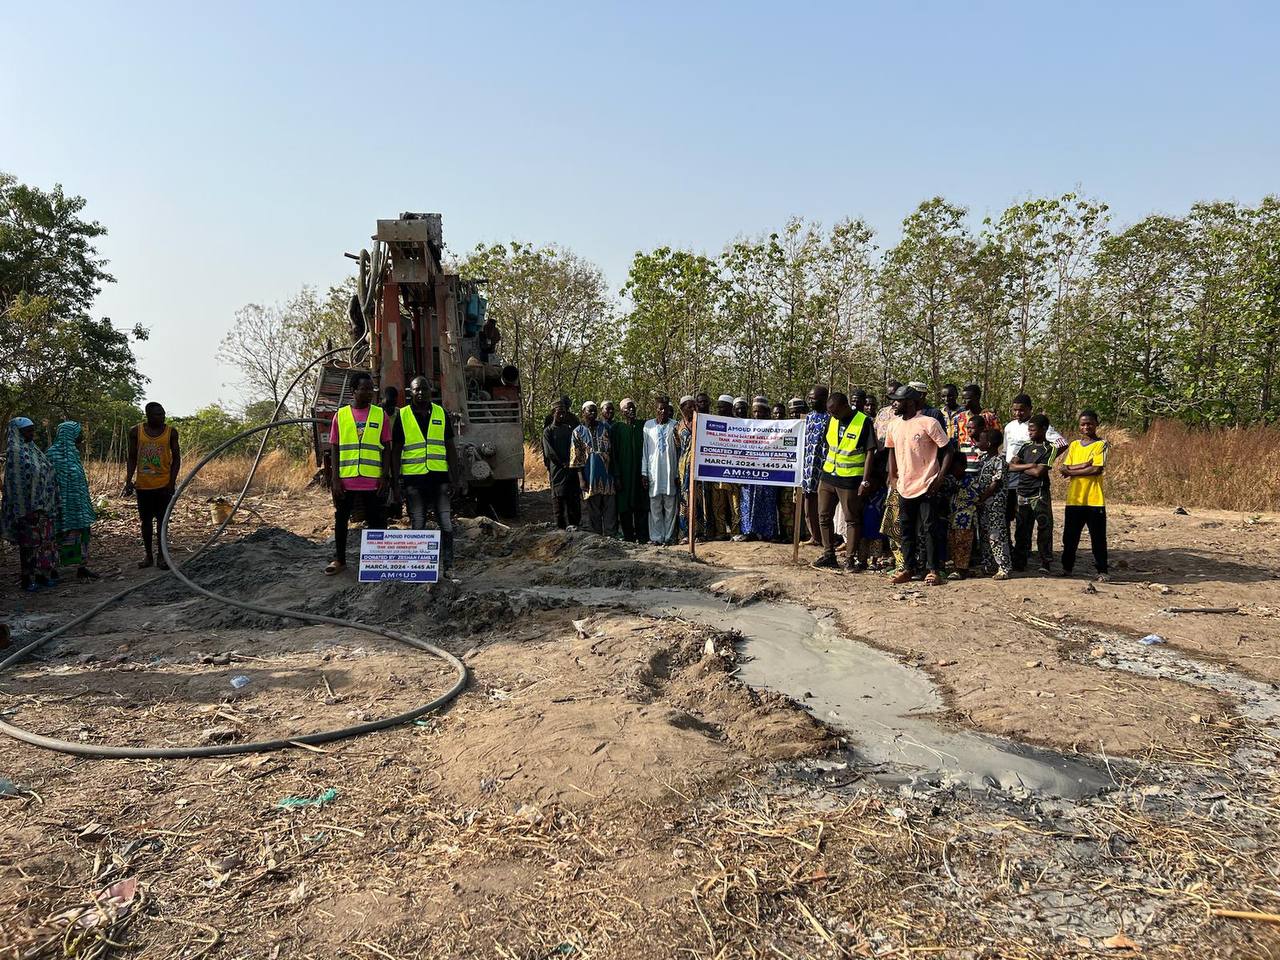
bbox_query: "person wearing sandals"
[325,372,390,575]
[857,442,891,570]
[975,427,1013,580]
[47,421,99,581]
[3,417,61,592]
[885,385,954,586]
[946,415,985,580]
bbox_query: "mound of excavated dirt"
[433,612,829,810]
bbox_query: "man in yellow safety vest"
[812,391,874,572]
[392,375,459,571]
[325,371,390,575]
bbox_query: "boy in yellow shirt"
[1057,409,1109,581]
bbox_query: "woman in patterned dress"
[975,426,1012,579]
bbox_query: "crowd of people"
[3,375,1108,591]
[539,380,1110,584]
[2,403,183,591]
[3,417,103,591]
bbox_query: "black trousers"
[619,503,649,543]
[553,484,582,529]
[136,487,172,556]
[334,489,386,562]
[899,493,946,574]
[1062,505,1108,574]
[1013,493,1054,570]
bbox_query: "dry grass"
[1104,420,1280,513]
[80,423,1280,513]
[85,450,316,501]
[523,441,549,489]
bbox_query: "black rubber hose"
[0,345,347,674]
[0,415,468,757]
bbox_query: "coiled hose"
[0,349,468,759]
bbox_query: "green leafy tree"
[170,403,254,456]
[619,247,722,401]
[1240,197,1280,420]
[879,198,976,394]
[1092,215,1191,427]
[459,241,615,435]
[0,172,147,450]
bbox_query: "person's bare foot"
[889,570,913,585]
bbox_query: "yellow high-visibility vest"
[822,412,868,478]
[399,404,448,475]
[335,405,385,479]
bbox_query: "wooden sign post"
[688,411,698,560]
[792,483,804,564]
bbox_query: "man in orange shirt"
[885,385,954,586]
[124,402,182,570]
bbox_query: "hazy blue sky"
[5,1,1278,413]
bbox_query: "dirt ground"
[2,488,1279,959]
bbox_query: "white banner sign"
[693,415,805,488]
[359,529,440,583]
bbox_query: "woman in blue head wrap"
[2,417,60,590]
[47,421,99,579]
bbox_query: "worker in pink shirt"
[886,384,955,586]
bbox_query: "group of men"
[100,374,1107,587]
[324,372,458,575]
[538,380,1110,585]
[801,380,1109,583]
[540,392,816,546]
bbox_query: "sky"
[4,1,1278,414]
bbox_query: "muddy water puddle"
[521,587,1113,799]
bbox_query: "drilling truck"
[311,214,523,517]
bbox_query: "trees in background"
[619,246,721,402]
[10,165,1278,459]
[465,192,1280,433]
[458,242,615,435]
[0,172,147,452]
[217,279,352,450]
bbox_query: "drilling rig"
[311,214,523,517]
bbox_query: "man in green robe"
[612,398,648,542]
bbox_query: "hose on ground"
[0,344,346,672]
[0,357,468,758]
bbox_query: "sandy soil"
[2,491,1279,959]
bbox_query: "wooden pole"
[791,479,803,564]
[688,412,698,559]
